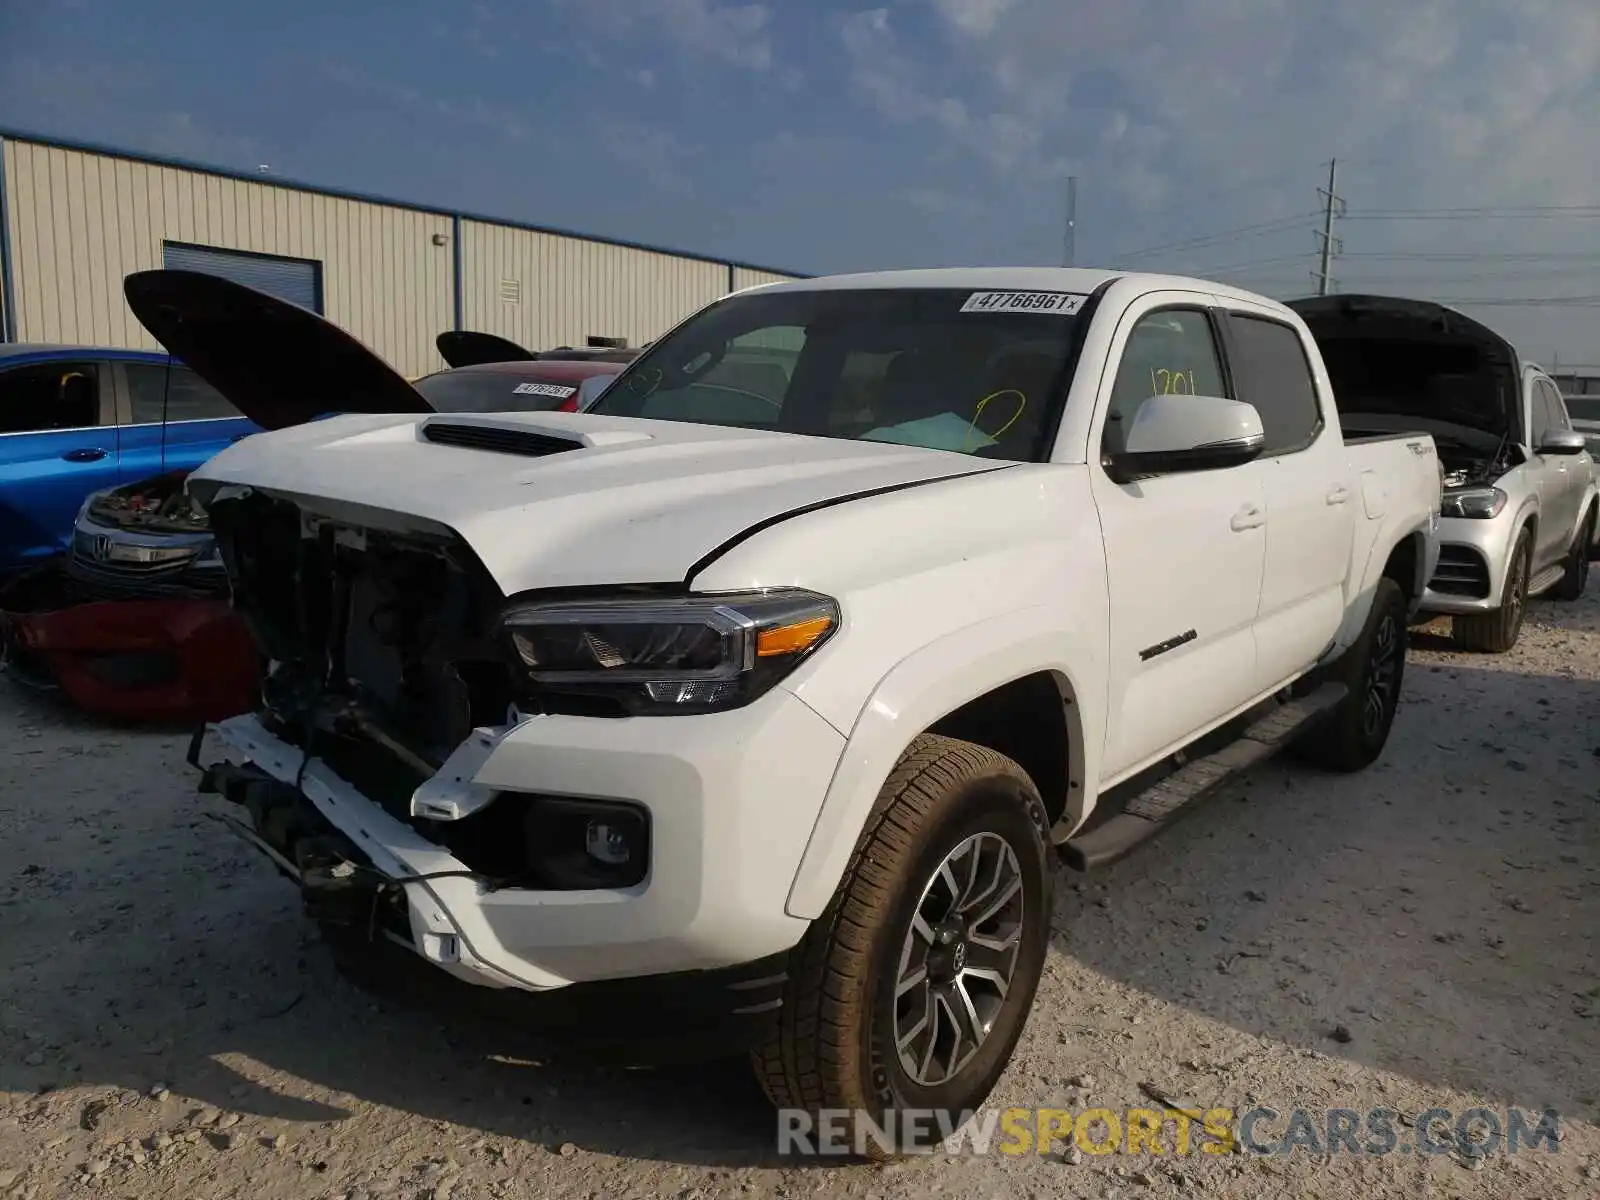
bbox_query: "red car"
[0,291,632,724]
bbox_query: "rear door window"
[1224,314,1324,455]
[0,361,106,433]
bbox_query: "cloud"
[0,59,264,167]
[932,0,1017,38]
[838,8,1048,173]
[319,60,540,142]
[592,118,701,196]
[550,0,779,74]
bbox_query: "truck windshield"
[587,287,1086,461]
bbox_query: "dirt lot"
[2,589,1597,1200]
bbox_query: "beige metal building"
[0,129,805,378]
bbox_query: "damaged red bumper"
[0,565,261,723]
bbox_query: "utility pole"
[1064,175,1077,267]
[1313,158,1345,295]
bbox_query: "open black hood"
[1285,293,1522,445]
[124,269,434,431]
[435,330,537,368]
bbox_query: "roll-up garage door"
[161,242,324,313]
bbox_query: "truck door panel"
[1219,309,1355,691]
[1089,299,1267,781]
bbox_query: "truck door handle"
[1325,484,1350,506]
[1230,503,1264,531]
[61,447,108,462]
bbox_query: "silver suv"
[1288,295,1596,655]
[1420,361,1596,651]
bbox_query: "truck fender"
[783,604,1103,921]
[1327,515,1435,660]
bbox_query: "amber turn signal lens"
[755,615,834,658]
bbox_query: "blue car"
[0,343,258,578]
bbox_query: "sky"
[2,0,1599,364]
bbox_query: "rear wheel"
[1452,528,1531,653]
[1297,577,1407,772]
[752,734,1052,1161]
[1550,508,1594,601]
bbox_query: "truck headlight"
[499,588,839,715]
[1440,486,1507,519]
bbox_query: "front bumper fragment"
[187,689,841,992]
[190,731,791,1058]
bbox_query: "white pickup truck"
[133,265,1441,1156]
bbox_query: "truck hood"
[123,269,434,431]
[1286,293,1522,446]
[186,411,1013,593]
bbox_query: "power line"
[1342,210,1600,222]
[1430,295,1600,307]
[1347,204,1600,216]
[1320,265,1600,286]
[1193,252,1322,275]
[1342,251,1600,262]
[1108,211,1321,263]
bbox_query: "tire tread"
[751,734,1036,1146]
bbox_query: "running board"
[1060,682,1349,872]
[1527,563,1566,597]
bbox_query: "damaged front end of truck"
[195,480,652,900]
[120,270,647,971]
[129,268,810,1056]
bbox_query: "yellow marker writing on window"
[1149,368,1197,396]
[963,388,1027,451]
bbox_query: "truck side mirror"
[1105,393,1265,484]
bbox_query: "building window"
[161,241,324,314]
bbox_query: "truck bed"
[1344,429,1434,446]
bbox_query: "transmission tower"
[1313,159,1346,295]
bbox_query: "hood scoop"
[420,421,584,457]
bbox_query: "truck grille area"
[206,487,655,892]
[208,488,515,774]
[1429,544,1491,598]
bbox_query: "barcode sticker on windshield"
[960,290,1087,315]
[512,382,578,398]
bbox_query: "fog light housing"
[523,797,650,889]
[585,820,633,866]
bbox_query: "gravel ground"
[2,589,1597,1200]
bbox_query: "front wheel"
[753,734,1052,1161]
[1452,527,1531,653]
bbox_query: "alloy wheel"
[1507,545,1527,626]
[893,831,1026,1087]
[1362,611,1400,738]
